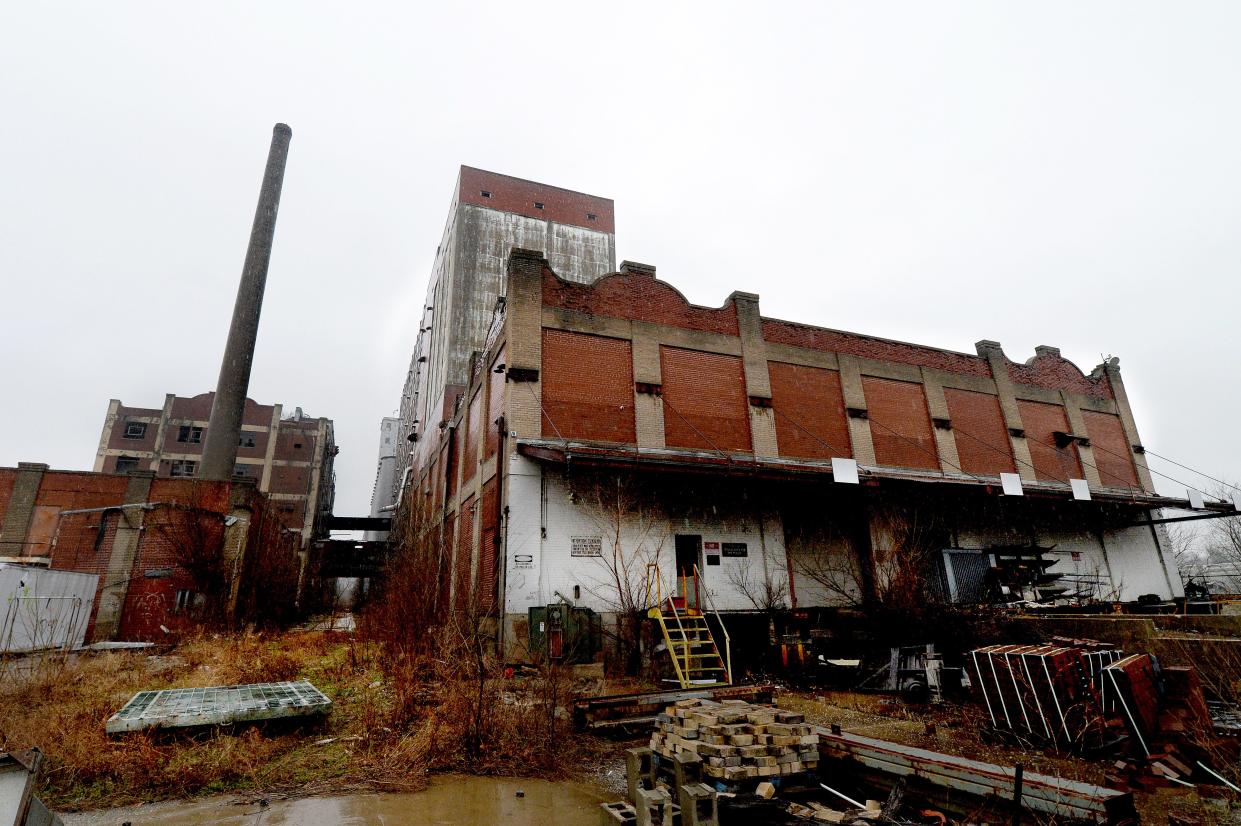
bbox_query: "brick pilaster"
[0,463,47,557]
[975,341,1037,482]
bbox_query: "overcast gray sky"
[2,2,1238,519]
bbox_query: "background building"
[92,392,335,541]
[0,463,271,642]
[392,167,616,504]
[365,416,400,541]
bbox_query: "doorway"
[675,534,702,578]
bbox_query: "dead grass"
[0,629,597,811]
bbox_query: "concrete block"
[600,801,637,825]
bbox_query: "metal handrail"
[646,562,691,686]
[695,564,732,685]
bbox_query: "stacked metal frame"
[969,644,1106,749]
[1100,654,1161,757]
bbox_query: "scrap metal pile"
[969,637,1228,789]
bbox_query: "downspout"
[495,415,508,656]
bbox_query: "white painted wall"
[502,458,792,614]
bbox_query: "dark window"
[177,425,203,444]
[293,442,303,449]
[169,460,196,478]
[587,213,597,221]
[123,422,147,439]
[534,202,545,210]
[480,190,491,198]
[232,463,251,477]
[238,433,257,448]
[115,456,140,473]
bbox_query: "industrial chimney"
[200,123,292,481]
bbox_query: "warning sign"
[571,536,603,557]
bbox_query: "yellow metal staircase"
[646,563,731,688]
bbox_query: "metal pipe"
[819,782,865,810]
[201,123,292,481]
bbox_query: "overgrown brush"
[0,630,386,809]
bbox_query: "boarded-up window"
[461,392,482,485]
[660,347,751,452]
[863,377,938,470]
[455,495,476,614]
[768,362,851,460]
[25,505,62,557]
[485,347,507,457]
[1017,400,1083,482]
[441,514,456,617]
[944,388,1014,476]
[479,478,499,616]
[446,427,460,502]
[541,330,636,442]
[430,455,443,513]
[1082,410,1139,488]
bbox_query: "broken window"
[169,460,196,478]
[480,190,491,198]
[587,212,598,221]
[238,433,257,448]
[534,201,545,210]
[177,425,203,444]
[115,456,140,473]
[232,463,251,477]
[123,422,147,439]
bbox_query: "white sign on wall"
[571,535,604,557]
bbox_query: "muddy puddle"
[61,775,610,825]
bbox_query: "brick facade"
[398,247,1164,637]
[768,362,851,460]
[540,329,636,442]
[944,388,1015,476]
[1018,399,1085,482]
[660,347,751,453]
[93,392,335,540]
[0,468,272,642]
[862,377,939,471]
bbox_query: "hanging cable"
[950,423,1072,486]
[660,396,736,464]
[1087,439,1230,503]
[865,416,995,487]
[769,405,853,463]
[523,383,565,441]
[1136,447,1241,497]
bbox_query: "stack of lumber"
[649,697,819,780]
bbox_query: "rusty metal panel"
[818,729,1135,823]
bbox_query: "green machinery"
[528,602,602,664]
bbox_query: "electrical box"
[527,603,601,664]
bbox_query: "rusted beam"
[817,728,1135,824]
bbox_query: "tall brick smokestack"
[201,123,292,481]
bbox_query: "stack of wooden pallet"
[649,698,820,781]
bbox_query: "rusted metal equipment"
[573,683,773,732]
[817,728,1137,824]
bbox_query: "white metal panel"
[0,565,98,653]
